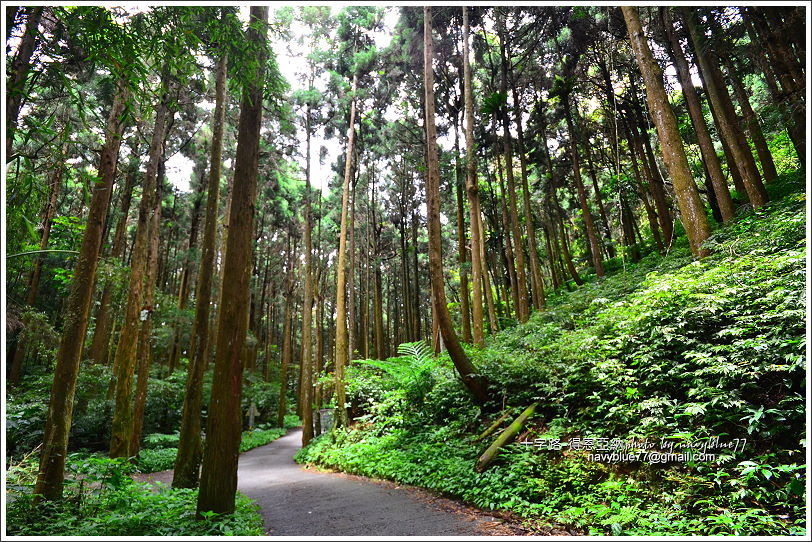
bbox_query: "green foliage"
[241,373,281,426]
[356,341,435,399]
[7,363,115,457]
[348,341,448,430]
[141,368,195,435]
[133,426,290,473]
[6,456,263,536]
[135,447,179,473]
[142,432,180,450]
[283,414,302,428]
[5,391,49,457]
[8,308,59,375]
[767,130,802,176]
[297,183,807,536]
[239,427,287,453]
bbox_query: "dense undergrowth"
[6,361,285,460]
[297,173,807,536]
[6,455,264,536]
[5,417,299,536]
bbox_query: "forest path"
[236,428,527,536]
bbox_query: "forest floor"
[134,428,536,536]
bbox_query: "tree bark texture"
[196,6,267,516]
[424,7,489,406]
[6,6,43,160]
[722,55,778,183]
[88,160,138,365]
[276,233,295,427]
[130,175,162,457]
[173,52,228,489]
[333,71,358,429]
[624,7,711,258]
[496,20,529,322]
[660,8,735,223]
[562,93,605,278]
[25,141,67,307]
[110,68,175,459]
[463,7,486,347]
[682,8,768,209]
[34,80,129,501]
[300,98,315,446]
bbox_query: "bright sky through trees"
[166,5,399,194]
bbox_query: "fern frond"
[397,340,433,366]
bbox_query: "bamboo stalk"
[475,402,538,472]
[474,410,512,443]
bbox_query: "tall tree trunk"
[537,101,584,286]
[110,68,175,459]
[722,56,778,183]
[619,193,641,262]
[562,93,605,278]
[746,7,805,169]
[398,209,413,341]
[453,121,472,343]
[463,8,486,346]
[130,173,162,457]
[10,141,68,385]
[556,203,582,285]
[370,168,385,358]
[6,6,20,40]
[172,52,227,489]
[34,79,129,502]
[348,180,357,363]
[25,141,67,306]
[333,71,358,429]
[623,6,711,258]
[660,7,735,222]
[496,22,529,322]
[582,138,616,259]
[630,82,674,246]
[743,15,804,166]
[541,209,561,290]
[300,98,315,446]
[410,205,421,340]
[479,197,499,336]
[431,290,441,354]
[424,7,489,405]
[88,160,138,365]
[360,231,369,360]
[277,231,296,427]
[682,8,768,209]
[623,109,665,250]
[774,7,805,68]
[507,54,545,310]
[494,155,519,317]
[595,54,627,249]
[622,115,665,252]
[168,169,204,371]
[197,6,267,516]
[314,289,325,434]
[6,6,43,161]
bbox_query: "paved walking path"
[135,428,529,536]
[236,428,524,536]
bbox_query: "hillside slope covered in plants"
[297,176,807,536]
